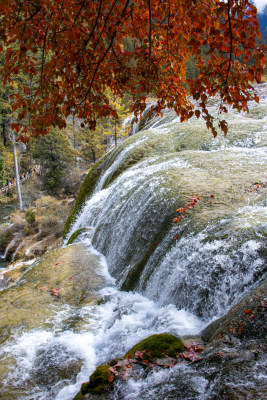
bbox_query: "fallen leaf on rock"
[51,288,60,296]
[180,352,198,361]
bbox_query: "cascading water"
[0,84,266,399]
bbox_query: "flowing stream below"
[0,84,266,399]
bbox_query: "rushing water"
[0,84,266,399]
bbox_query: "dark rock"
[33,343,82,385]
[201,281,267,344]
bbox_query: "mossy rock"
[63,156,107,238]
[66,228,86,245]
[124,333,184,360]
[78,364,112,396]
[73,392,83,400]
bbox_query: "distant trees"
[32,129,75,194]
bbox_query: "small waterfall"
[0,83,266,400]
[95,136,149,192]
[3,238,16,258]
[11,242,24,262]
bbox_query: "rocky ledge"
[73,281,267,400]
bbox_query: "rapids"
[0,84,266,399]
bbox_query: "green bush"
[25,209,36,225]
[24,225,30,235]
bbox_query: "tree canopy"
[0,0,266,141]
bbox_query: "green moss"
[63,158,105,238]
[73,392,83,400]
[66,228,85,245]
[83,364,112,395]
[124,333,184,360]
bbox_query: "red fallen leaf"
[126,354,131,360]
[109,367,119,376]
[180,352,197,361]
[244,309,252,314]
[237,326,244,335]
[108,374,113,382]
[51,288,60,296]
[141,359,149,364]
[68,276,74,279]
[174,235,178,240]
[210,194,215,198]
[191,345,204,353]
[55,263,60,265]
[230,327,237,335]
[135,351,145,359]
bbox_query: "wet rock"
[73,334,185,400]
[73,365,114,400]
[33,343,82,385]
[195,281,267,399]
[201,281,267,343]
[0,244,105,337]
[0,324,11,344]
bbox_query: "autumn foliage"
[0,0,265,141]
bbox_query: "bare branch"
[148,0,152,61]
[226,0,233,84]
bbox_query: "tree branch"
[148,0,152,61]
[226,0,233,84]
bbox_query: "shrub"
[25,209,36,225]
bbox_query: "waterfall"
[3,238,16,258]
[0,83,266,400]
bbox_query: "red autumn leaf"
[107,374,113,383]
[0,0,264,140]
[135,351,145,359]
[180,352,197,361]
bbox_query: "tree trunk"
[11,130,23,211]
[91,147,96,163]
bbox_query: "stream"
[0,84,266,399]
